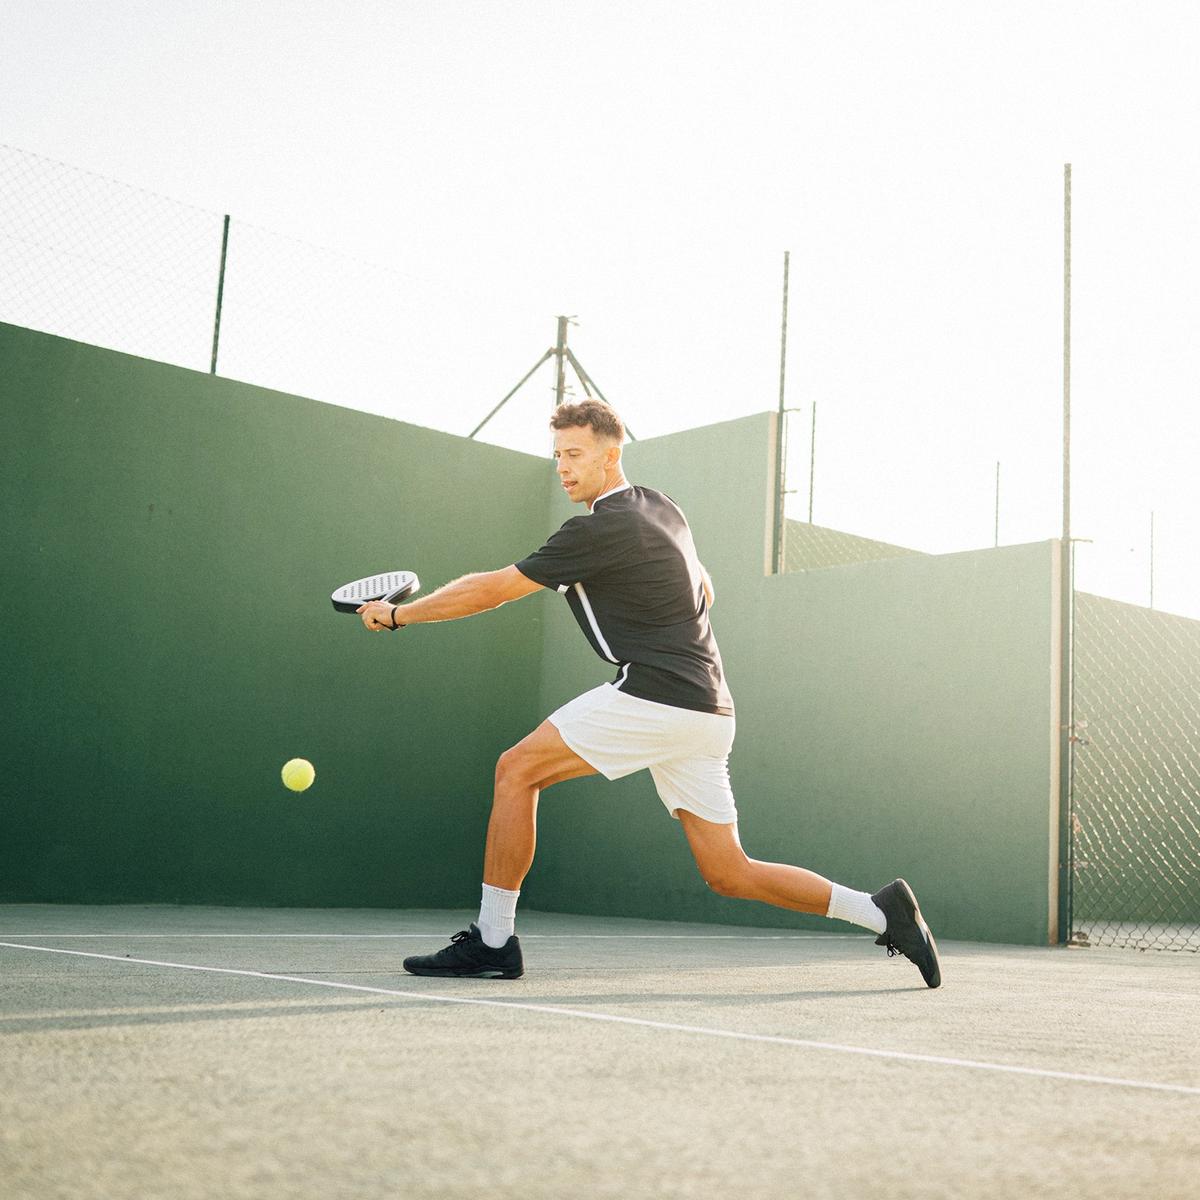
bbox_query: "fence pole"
[808,401,817,523]
[553,316,569,407]
[994,461,1001,547]
[773,251,790,573]
[210,214,231,375]
[1057,163,1075,946]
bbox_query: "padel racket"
[331,570,421,614]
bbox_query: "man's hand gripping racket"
[330,571,421,632]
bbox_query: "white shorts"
[547,684,737,825]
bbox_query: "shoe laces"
[429,929,475,963]
[880,936,901,957]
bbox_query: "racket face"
[331,570,420,612]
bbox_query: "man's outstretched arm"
[357,565,542,631]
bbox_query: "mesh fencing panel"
[0,145,423,411]
[213,219,412,409]
[1070,592,1200,951]
[781,519,923,573]
[0,144,224,370]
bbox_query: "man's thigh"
[504,719,599,789]
[677,809,749,879]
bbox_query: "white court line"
[3,940,1198,1098]
[0,932,864,940]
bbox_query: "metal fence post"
[210,214,230,375]
[1057,164,1075,946]
[773,252,790,574]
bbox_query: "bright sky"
[3,1,1198,615]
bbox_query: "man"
[357,400,941,988]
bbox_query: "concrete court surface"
[1,904,1197,1200]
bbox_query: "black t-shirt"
[515,484,734,716]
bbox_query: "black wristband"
[390,605,405,631]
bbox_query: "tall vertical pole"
[553,316,569,407]
[210,214,231,375]
[994,461,1001,548]
[1057,164,1074,945]
[808,401,817,523]
[773,252,791,573]
[1063,166,1072,551]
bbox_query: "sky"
[3,1,1199,615]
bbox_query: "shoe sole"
[403,965,523,980]
[894,879,941,989]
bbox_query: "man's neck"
[589,474,630,510]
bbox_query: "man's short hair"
[549,399,625,444]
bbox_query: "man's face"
[553,424,618,507]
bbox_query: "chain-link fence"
[782,519,923,573]
[211,218,413,409]
[0,144,420,413]
[0,144,224,370]
[1069,593,1200,951]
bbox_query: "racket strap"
[390,605,406,631]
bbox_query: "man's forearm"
[395,572,508,625]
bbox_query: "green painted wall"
[1,323,547,906]
[2,326,1061,943]
[525,414,1061,944]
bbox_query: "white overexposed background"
[2,1,1197,614]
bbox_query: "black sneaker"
[402,924,524,979]
[871,879,941,989]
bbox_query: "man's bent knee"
[699,859,755,899]
[495,745,535,791]
[704,875,739,898]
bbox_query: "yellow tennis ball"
[281,757,315,792]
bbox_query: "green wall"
[525,414,1062,944]
[1,323,547,906]
[2,324,1062,943]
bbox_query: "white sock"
[826,883,887,934]
[478,883,520,949]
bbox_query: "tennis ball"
[281,757,316,792]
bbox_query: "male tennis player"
[357,400,940,987]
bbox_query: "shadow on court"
[2,904,1197,1200]
[0,1000,407,1036]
